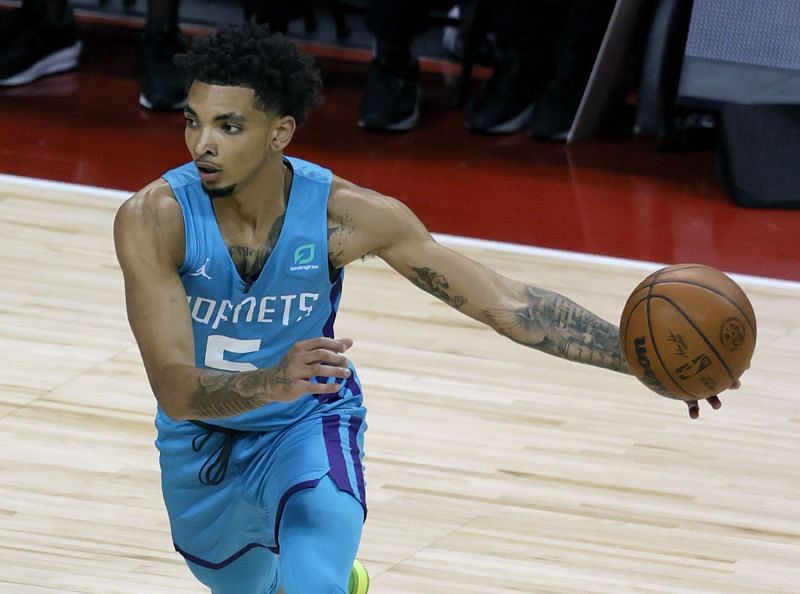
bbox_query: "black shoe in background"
[528,81,583,141]
[139,21,189,110]
[464,49,542,134]
[0,13,81,86]
[528,47,590,141]
[0,7,28,47]
[529,2,612,141]
[358,56,419,131]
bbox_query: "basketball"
[620,264,756,400]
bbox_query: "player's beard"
[203,183,236,198]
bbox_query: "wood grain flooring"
[1,175,798,593]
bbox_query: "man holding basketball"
[113,24,727,594]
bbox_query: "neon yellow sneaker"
[348,558,369,594]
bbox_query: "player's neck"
[217,158,289,221]
[213,159,290,243]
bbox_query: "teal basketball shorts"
[154,405,367,571]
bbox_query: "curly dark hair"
[176,24,322,125]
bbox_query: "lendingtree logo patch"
[290,243,320,271]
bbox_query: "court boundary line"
[2,172,798,292]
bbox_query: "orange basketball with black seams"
[620,264,756,401]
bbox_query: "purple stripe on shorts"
[312,375,343,404]
[344,372,361,396]
[272,478,321,555]
[322,415,354,497]
[314,391,343,404]
[174,541,270,570]
[313,365,358,403]
[348,416,367,508]
[322,272,343,338]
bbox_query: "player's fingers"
[686,400,700,419]
[707,395,722,409]
[304,348,350,368]
[730,379,741,390]
[300,336,353,352]
[310,363,351,379]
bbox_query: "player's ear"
[270,115,296,151]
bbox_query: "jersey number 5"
[205,335,260,371]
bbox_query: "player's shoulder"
[114,177,186,267]
[329,175,374,203]
[116,178,181,229]
[114,177,185,259]
[328,175,408,221]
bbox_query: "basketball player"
[113,24,724,593]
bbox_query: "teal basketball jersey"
[161,156,363,431]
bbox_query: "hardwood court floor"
[1,177,798,593]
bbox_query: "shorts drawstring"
[191,421,240,486]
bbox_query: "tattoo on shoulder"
[327,208,361,269]
[410,266,468,309]
[327,223,346,269]
[485,285,623,371]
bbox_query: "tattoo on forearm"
[190,362,291,418]
[485,285,624,371]
[410,266,468,309]
[228,213,284,284]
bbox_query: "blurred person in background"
[0,0,189,110]
[359,0,614,139]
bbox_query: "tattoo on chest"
[227,213,285,284]
[410,266,468,309]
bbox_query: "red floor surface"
[1,19,798,282]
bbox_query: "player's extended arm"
[328,180,631,375]
[114,182,352,421]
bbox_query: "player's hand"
[684,379,740,419]
[273,337,354,402]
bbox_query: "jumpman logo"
[189,258,212,280]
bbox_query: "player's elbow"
[148,370,194,421]
[150,387,183,420]
[155,394,193,421]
